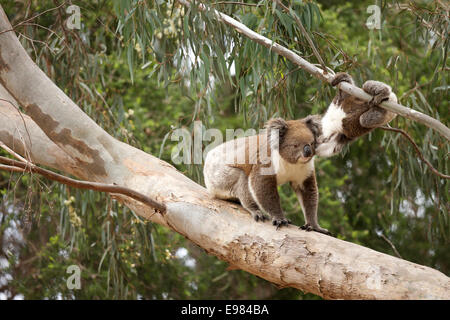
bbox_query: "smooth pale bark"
[0,6,449,299]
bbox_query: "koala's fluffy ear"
[304,115,322,141]
[265,118,288,136]
[265,118,288,149]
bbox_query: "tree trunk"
[0,5,449,299]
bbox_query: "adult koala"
[204,116,324,232]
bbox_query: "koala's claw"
[369,94,389,107]
[331,72,354,87]
[272,218,291,230]
[362,80,391,106]
[252,212,269,222]
[300,224,333,236]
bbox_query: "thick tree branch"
[179,0,450,141]
[0,5,449,299]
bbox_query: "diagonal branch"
[380,126,450,179]
[179,0,450,141]
[0,155,166,212]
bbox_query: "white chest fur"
[321,101,346,138]
[271,150,315,185]
[315,101,346,157]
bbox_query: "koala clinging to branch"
[316,72,398,157]
[204,116,329,234]
[204,72,397,235]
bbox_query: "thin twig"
[378,232,402,259]
[0,1,67,36]
[272,66,301,89]
[17,1,68,30]
[0,141,28,164]
[380,126,450,179]
[213,1,263,7]
[0,164,26,173]
[0,156,166,213]
[19,22,63,40]
[399,80,433,102]
[17,31,55,53]
[0,97,34,159]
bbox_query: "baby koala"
[203,116,329,234]
[316,72,398,157]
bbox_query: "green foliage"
[0,0,448,300]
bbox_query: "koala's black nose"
[303,144,312,157]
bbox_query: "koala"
[203,116,330,235]
[316,72,398,157]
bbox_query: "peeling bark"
[0,5,449,299]
[0,99,82,177]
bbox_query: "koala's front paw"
[272,217,291,230]
[362,80,392,106]
[300,223,332,236]
[331,72,354,87]
[359,106,387,128]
